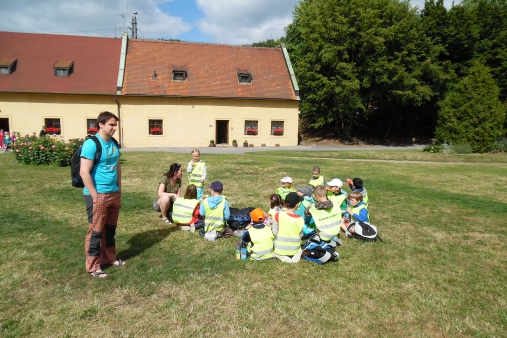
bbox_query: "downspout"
[116,32,128,148]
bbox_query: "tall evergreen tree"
[435,62,506,152]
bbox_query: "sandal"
[91,270,108,278]
[162,218,172,225]
[113,259,126,267]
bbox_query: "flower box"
[46,127,61,134]
[272,128,284,136]
[245,128,258,135]
[150,127,163,135]
[87,127,98,134]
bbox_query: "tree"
[285,0,452,139]
[435,62,506,152]
[251,37,286,47]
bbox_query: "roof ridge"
[132,38,281,50]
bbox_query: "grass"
[0,150,506,337]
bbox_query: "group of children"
[159,153,371,263]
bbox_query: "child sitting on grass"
[235,208,275,261]
[273,192,305,263]
[200,181,230,241]
[276,176,296,200]
[347,177,369,209]
[327,178,348,215]
[295,185,316,237]
[340,191,370,237]
[172,184,204,233]
[307,185,342,244]
[267,194,284,226]
[309,166,325,188]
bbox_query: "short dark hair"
[353,178,363,189]
[312,166,320,172]
[96,111,118,128]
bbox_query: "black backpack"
[71,135,119,188]
[227,207,254,230]
[348,221,384,242]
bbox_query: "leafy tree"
[435,62,506,152]
[286,0,452,139]
[251,38,286,47]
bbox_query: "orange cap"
[250,208,265,222]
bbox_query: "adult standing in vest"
[80,111,123,278]
[186,149,207,200]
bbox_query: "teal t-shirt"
[81,135,120,195]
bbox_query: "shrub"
[423,145,443,153]
[435,62,507,153]
[11,135,83,166]
[491,138,507,154]
[453,143,473,154]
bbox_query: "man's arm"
[80,158,97,200]
[116,162,121,191]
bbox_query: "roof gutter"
[115,32,128,147]
[280,43,300,101]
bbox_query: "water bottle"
[240,248,248,260]
[235,249,241,260]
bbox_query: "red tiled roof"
[122,39,297,100]
[0,31,122,95]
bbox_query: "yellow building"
[0,31,300,147]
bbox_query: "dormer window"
[237,69,252,84]
[172,70,186,81]
[54,61,74,77]
[0,58,17,75]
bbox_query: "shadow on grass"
[118,227,177,261]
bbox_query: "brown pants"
[84,191,121,272]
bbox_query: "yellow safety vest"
[247,226,275,260]
[274,212,303,256]
[172,198,199,225]
[188,161,206,188]
[275,187,296,200]
[309,204,341,242]
[363,190,369,209]
[309,176,325,187]
[351,204,370,222]
[203,196,227,232]
[328,193,347,210]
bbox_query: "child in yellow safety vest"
[267,193,285,226]
[200,181,230,241]
[236,208,275,260]
[307,185,342,244]
[276,176,296,200]
[326,178,348,215]
[273,192,305,263]
[340,190,370,238]
[186,149,207,200]
[173,184,204,233]
[309,166,326,188]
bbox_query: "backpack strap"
[87,135,102,165]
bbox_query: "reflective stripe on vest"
[351,204,369,222]
[274,212,303,256]
[188,161,205,187]
[248,227,275,260]
[309,204,341,241]
[276,187,295,200]
[309,176,324,187]
[203,197,226,232]
[172,198,199,224]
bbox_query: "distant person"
[0,129,4,149]
[187,149,207,200]
[39,126,47,137]
[80,111,123,278]
[154,163,183,224]
[308,166,325,188]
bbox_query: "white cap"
[327,178,343,187]
[280,176,293,183]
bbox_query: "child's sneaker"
[190,224,196,233]
[199,229,205,237]
[233,229,244,238]
[346,231,352,238]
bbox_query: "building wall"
[0,93,300,147]
[0,93,117,138]
[119,96,300,148]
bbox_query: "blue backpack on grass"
[302,234,339,264]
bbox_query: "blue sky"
[0,0,458,45]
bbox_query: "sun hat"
[250,208,265,222]
[285,192,304,208]
[208,181,223,192]
[327,178,343,188]
[280,176,293,183]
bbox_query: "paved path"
[120,144,427,154]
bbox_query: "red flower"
[46,127,60,133]
[150,127,163,134]
[87,127,98,133]
[246,128,258,134]
[273,128,284,135]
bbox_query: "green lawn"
[0,150,506,337]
